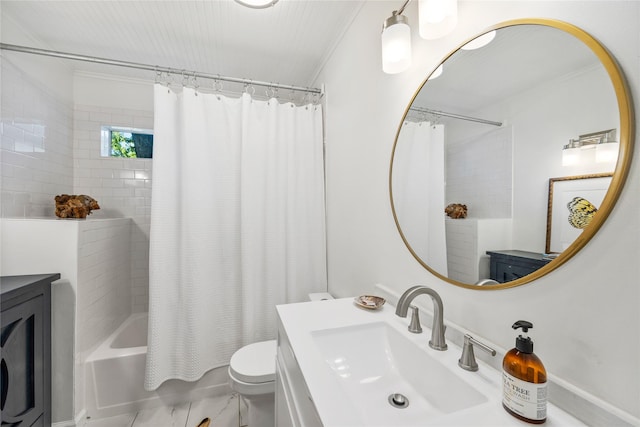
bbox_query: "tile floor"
[84,393,247,427]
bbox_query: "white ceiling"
[2,3,605,110]
[413,24,603,117]
[1,0,366,89]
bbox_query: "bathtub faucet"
[395,285,447,351]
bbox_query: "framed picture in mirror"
[546,173,613,253]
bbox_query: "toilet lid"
[229,340,277,384]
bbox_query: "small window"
[101,126,154,159]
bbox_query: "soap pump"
[502,320,547,424]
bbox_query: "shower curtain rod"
[0,43,323,95]
[409,106,502,127]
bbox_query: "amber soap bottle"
[502,320,547,424]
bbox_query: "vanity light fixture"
[382,0,458,74]
[561,140,582,166]
[562,129,618,166]
[382,5,413,74]
[234,0,278,9]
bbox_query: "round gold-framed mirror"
[389,18,634,290]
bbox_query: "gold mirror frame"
[389,18,634,290]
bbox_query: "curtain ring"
[266,86,276,99]
[213,76,223,92]
[166,72,176,93]
[244,81,255,96]
[213,76,223,100]
[191,72,199,95]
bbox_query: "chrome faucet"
[395,285,447,351]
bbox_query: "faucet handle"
[408,305,422,334]
[458,334,496,371]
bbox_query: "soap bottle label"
[502,372,547,421]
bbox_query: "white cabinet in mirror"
[389,18,634,290]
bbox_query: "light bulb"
[382,15,412,74]
[595,143,619,163]
[562,147,581,166]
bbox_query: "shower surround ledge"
[1,217,132,425]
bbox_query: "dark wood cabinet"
[487,250,551,283]
[1,273,59,426]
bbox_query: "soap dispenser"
[502,320,547,424]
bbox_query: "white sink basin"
[311,322,488,425]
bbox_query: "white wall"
[485,64,617,251]
[443,63,617,255]
[318,0,639,420]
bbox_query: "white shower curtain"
[145,85,327,390]
[393,121,447,275]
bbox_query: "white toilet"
[228,339,278,427]
[228,292,333,427]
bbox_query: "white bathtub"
[85,313,230,419]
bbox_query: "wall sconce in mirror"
[381,0,459,74]
[428,64,443,80]
[562,129,618,166]
[460,30,496,50]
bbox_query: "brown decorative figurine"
[445,203,468,219]
[55,194,100,218]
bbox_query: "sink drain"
[388,393,409,409]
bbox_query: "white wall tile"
[76,219,132,356]
[0,83,74,216]
[74,104,153,313]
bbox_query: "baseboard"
[52,409,87,427]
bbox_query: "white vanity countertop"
[276,297,586,427]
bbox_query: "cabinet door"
[275,359,297,427]
[495,262,537,282]
[1,295,44,426]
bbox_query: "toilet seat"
[229,339,277,384]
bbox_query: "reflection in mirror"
[390,20,633,289]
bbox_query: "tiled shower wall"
[1,54,152,312]
[77,218,133,354]
[74,105,153,312]
[445,126,513,218]
[0,58,74,217]
[76,218,132,418]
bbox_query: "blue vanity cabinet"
[1,273,60,426]
[487,250,551,283]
